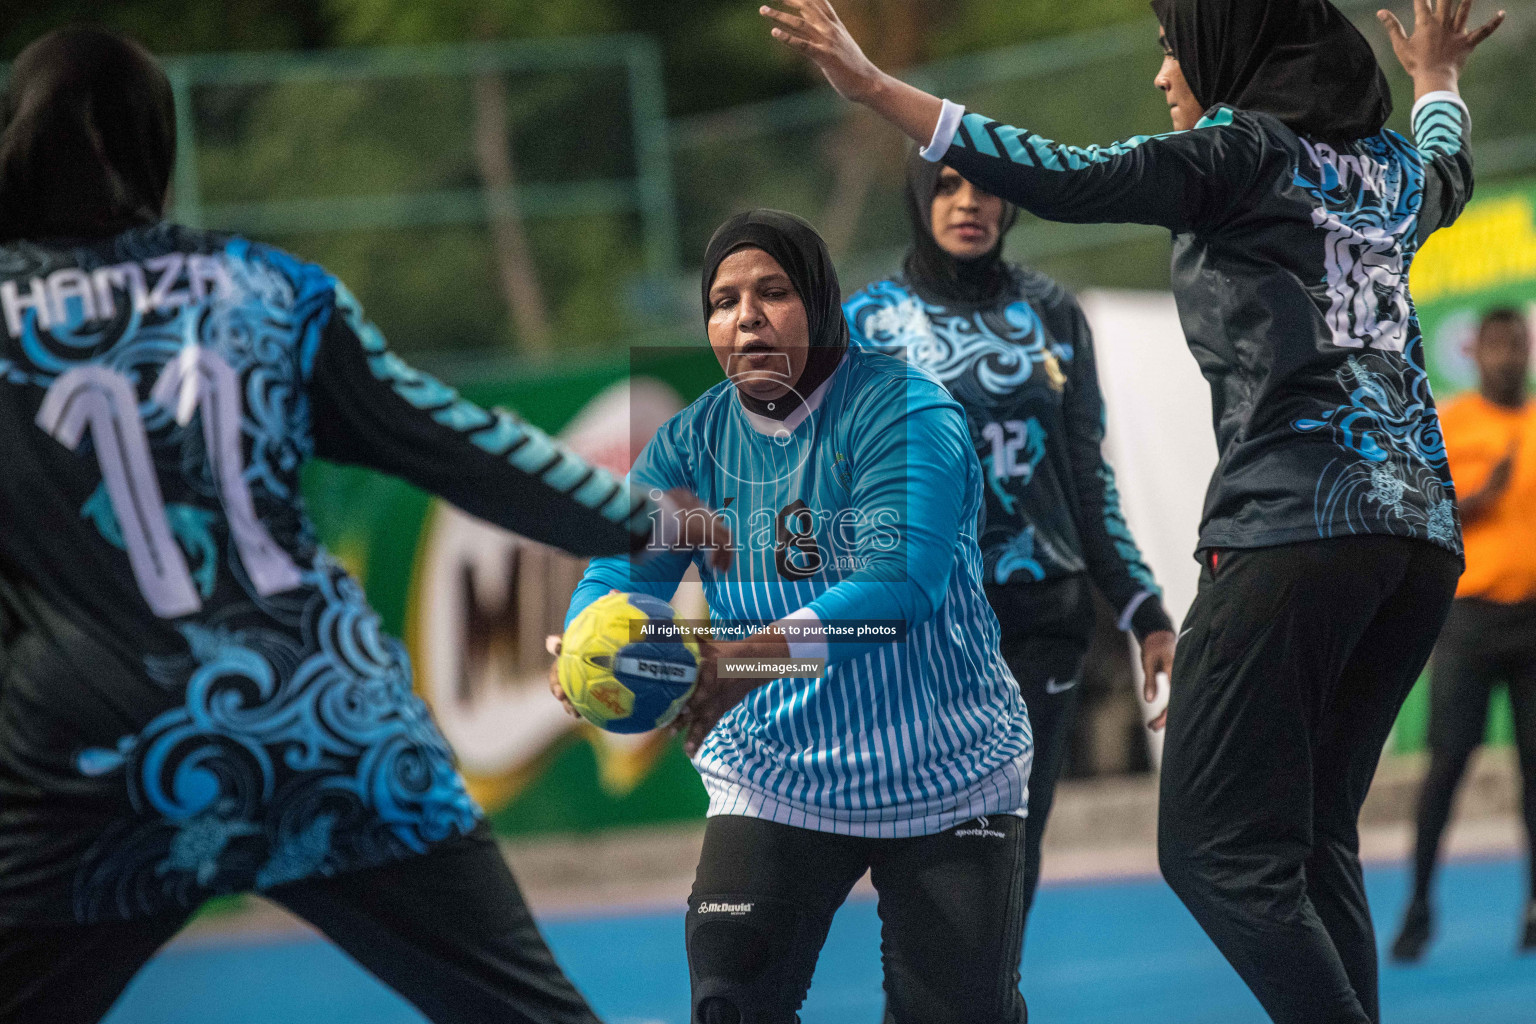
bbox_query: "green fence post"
[165,63,204,229]
[626,37,680,278]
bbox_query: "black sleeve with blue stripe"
[306,283,655,557]
[935,107,1273,234]
[1054,294,1172,641]
[1412,98,1473,245]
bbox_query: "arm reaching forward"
[310,282,733,565]
[760,0,942,146]
[762,0,1263,232]
[764,0,1503,235]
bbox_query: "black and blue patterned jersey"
[0,223,653,924]
[928,95,1474,558]
[844,269,1167,636]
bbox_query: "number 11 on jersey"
[36,351,302,618]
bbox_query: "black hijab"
[702,209,849,421]
[0,28,175,243]
[1150,0,1391,146]
[902,151,1020,310]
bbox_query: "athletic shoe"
[1390,899,1432,963]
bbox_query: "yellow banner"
[1412,188,1536,305]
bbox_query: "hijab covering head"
[702,209,848,421]
[903,151,1020,309]
[0,28,176,243]
[1149,0,1391,145]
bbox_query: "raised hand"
[1378,0,1506,95]
[760,0,945,147]
[760,0,884,103]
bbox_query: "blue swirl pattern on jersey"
[1287,130,1459,549]
[844,273,1162,613]
[0,224,480,923]
[928,93,1475,557]
[70,555,477,920]
[845,279,1075,587]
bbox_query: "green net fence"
[161,35,677,360]
[135,5,1536,360]
[673,4,1536,306]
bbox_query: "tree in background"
[325,0,623,357]
[931,0,1151,58]
[816,0,948,257]
[4,0,1521,358]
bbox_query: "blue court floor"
[105,856,1536,1024]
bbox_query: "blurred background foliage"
[1,0,1529,363]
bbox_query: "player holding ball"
[554,209,1032,1024]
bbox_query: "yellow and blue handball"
[558,592,701,733]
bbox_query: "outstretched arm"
[309,283,732,564]
[762,0,1262,232]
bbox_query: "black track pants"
[1408,597,1536,904]
[1157,536,1459,1024]
[686,814,1028,1024]
[986,577,1093,935]
[0,825,600,1024]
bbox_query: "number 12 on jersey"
[981,418,1040,482]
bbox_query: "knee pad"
[686,894,802,1024]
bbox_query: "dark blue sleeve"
[935,107,1270,233]
[308,281,656,558]
[1055,298,1171,639]
[566,422,695,627]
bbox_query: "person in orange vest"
[1393,306,1536,961]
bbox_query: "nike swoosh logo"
[1045,677,1077,694]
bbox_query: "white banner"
[1079,289,1219,763]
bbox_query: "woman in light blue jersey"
[558,209,1032,1024]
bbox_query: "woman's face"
[706,247,810,403]
[930,167,1004,260]
[1155,30,1201,132]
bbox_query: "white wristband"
[920,99,966,163]
[776,607,828,664]
[1412,89,1470,128]
[1117,590,1155,633]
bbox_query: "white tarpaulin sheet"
[1079,290,1219,762]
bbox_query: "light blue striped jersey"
[569,346,1033,838]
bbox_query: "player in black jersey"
[765,0,1503,1020]
[0,29,729,1024]
[845,153,1175,940]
